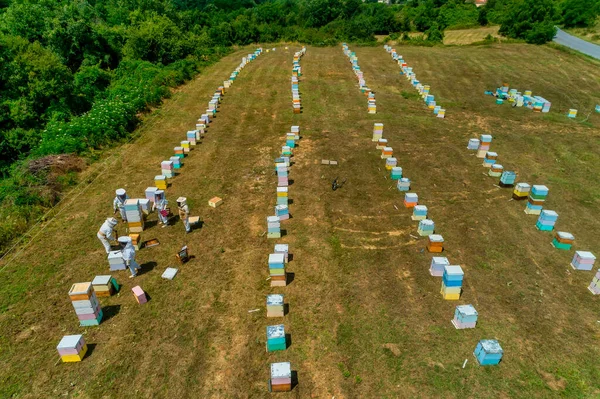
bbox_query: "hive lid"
[69,282,92,295]
[480,339,503,354]
[429,234,444,242]
[444,265,464,276]
[457,304,477,316]
[274,244,289,252]
[108,250,122,260]
[269,253,285,264]
[266,324,285,339]
[266,294,284,306]
[556,232,574,240]
[540,210,558,217]
[162,268,178,280]
[57,335,83,350]
[575,251,596,260]
[271,362,292,379]
[92,275,112,285]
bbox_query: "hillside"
[1,43,600,398]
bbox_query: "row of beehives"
[343,44,377,114]
[263,49,305,393]
[373,122,503,366]
[383,45,445,119]
[466,134,596,289]
[55,49,265,363]
[291,47,306,114]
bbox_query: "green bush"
[561,0,599,28]
[499,0,559,44]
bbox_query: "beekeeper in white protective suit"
[118,236,141,278]
[153,190,169,227]
[97,217,117,253]
[177,197,191,233]
[113,188,129,221]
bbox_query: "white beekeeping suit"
[113,188,129,221]
[118,236,141,278]
[153,190,169,227]
[97,217,117,253]
[177,197,190,233]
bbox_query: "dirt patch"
[383,343,401,357]
[539,370,567,391]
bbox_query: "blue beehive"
[442,266,464,287]
[170,156,181,169]
[412,205,428,221]
[474,339,503,366]
[499,171,516,186]
[536,210,558,231]
[452,304,478,329]
[397,177,411,192]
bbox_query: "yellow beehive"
[61,345,88,362]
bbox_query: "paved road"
[553,27,600,60]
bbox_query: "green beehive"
[266,324,286,352]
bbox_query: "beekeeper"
[97,217,117,253]
[177,197,191,233]
[118,236,141,278]
[113,188,129,221]
[153,190,169,227]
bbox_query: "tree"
[122,15,190,64]
[425,22,444,42]
[301,0,343,28]
[561,0,599,28]
[0,2,54,43]
[478,7,488,26]
[499,0,558,44]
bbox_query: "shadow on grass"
[102,304,121,322]
[138,261,157,276]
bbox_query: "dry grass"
[380,26,502,45]
[443,26,501,44]
[0,42,600,398]
[565,18,600,45]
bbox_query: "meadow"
[0,42,599,398]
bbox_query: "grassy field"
[1,42,600,398]
[443,26,501,45]
[380,26,502,45]
[565,18,600,45]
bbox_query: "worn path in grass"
[1,43,600,399]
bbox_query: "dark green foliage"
[499,0,558,44]
[478,7,488,26]
[425,23,445,42]
[561,0,599,28]
[437,0,479,29]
